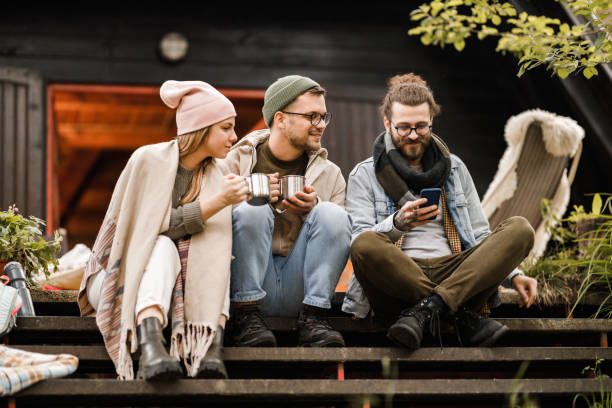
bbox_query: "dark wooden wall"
[0,5,609,217]
[0,67,44,218]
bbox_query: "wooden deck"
[2,291,610,407]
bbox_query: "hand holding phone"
[419,188,441,221]
[394,189,441,231]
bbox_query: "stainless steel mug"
[245,173,271,206]
[280,175,305,200]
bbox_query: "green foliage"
[568,193,612,222]
[502,359,611,408]
[408,0,612,78]
[506,361,540,408]
[570,216,612,317]
[381,357,398,408]
[0,205,62,279]
[525,195,612,316]
[573,359,612,408]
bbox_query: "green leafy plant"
[570,216,612,317]
[568,193,612,222]
[0,205,62,279]
[525,195,612,316]
[408,0,612,78]
[573,359,612,408]
[522,199,581,306]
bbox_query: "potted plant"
[567,193,612,253]
[0,204,62,282]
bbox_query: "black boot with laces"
[387,294,449,350]
[297,305,345,347]
[452,305,508,346]
[230,304,277,347]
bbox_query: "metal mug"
[280,175,305,201]
[245,173,271,206]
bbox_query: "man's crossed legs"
[351,216,535,349]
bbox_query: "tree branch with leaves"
[408,0,612,78]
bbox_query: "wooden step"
[12,378,612,406]
[12,316,612,333]
[29,288,611,318]
[9,345,609,379]
[31,289,609,307]
[9,317,610,347]
[11,345,612,363]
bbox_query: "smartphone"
[419,188,441,220]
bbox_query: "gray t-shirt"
[400,194,452,259]
[400,165,452,259]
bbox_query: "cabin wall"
[0,67,44,217]
[0,8,608,216]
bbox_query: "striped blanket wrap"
[78,141,232,379]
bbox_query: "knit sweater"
[162,164,204,240]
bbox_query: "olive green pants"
[350,216,534,318]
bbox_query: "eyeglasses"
[391,122,432,138]
[281,111,332,126]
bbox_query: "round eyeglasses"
[391,122,432,138]
[281,111,332,126]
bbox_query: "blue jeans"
[230,201,352,317]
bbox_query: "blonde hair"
[380,73,441,119]
[176,127,211,205]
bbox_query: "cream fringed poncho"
[78,140,231,379]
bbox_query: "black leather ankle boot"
[197,326,228,379]
[387,294,449,350]
[136,317,183,380]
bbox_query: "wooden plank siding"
[0,67,44,218]
[324,95,384,174]
[0,6,609,218]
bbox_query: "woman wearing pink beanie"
[79,80,246,380]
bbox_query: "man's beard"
[288,130,321,152]
[396,137,430,162]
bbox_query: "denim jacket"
[341,154,522,318]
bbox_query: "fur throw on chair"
[482,109,584,261]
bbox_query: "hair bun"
[387,73,428,90]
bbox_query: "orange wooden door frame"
[46,83,265,233]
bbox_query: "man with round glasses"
[224,75,351,347]
[342,73,538,350]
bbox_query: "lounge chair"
[482,109,584,263]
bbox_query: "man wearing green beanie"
[224,75,351,347]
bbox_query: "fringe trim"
[116,326,135,380]
[170,322,214,377]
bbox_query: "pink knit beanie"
[160,80,236,136]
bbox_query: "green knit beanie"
[262,75,321,127]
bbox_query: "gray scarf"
[373,131,452,207]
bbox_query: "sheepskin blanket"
[482,109,584,261]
